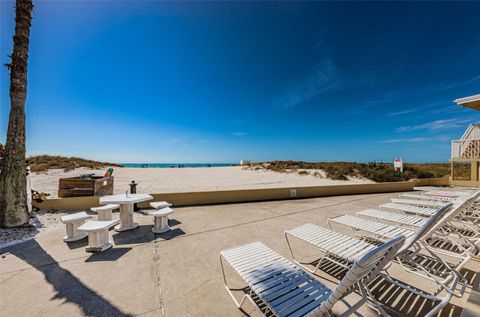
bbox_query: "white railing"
[461,124,480,140]
[451,138,480,159]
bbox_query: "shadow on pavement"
[112,225,155,245]
[66,238,88,250]
[5,240,133,317]
[154,227,186,240]
[85,247,132,262]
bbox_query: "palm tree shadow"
[5,240,132,317]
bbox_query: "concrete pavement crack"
[153,239,166,317]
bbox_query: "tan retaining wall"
[33,181,414,211]
[450,180,480,187]
[411,177,450,187]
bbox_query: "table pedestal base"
[63,222,88,242]
[115,222,139,232]
[152,216,170,234]
[98,210,113,221]
[115,204,139,232]
[86,230,113,252]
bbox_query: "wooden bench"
[58,176,113,197]
[78,219,120,252]
[91,204,119,221]
[60,212,93,242]
[148,207,174,233]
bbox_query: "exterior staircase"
[461,139,480,159]
[452,124,480,160]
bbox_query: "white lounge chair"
[287,203,450,272]
[390,198,446,208]
[91,204,119,221]
[358,209,428,229]
[426,190,472,198]
[329,197,480,285]
[330,205,471,260]
[285,204,464,316]
[361,203,478,234]
[60,212,93,242]
[400,193,456,202]
[220,237,404,317]
[380,202,437,217]
[328,215,415,240]
[388,192,480,240]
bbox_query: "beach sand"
[31,166,374,198]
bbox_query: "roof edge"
[454,93,480,105]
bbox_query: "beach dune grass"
[27,155,121,173]
[21,155,450,184]
[250,161,450,182]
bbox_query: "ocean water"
[121,163,238,168]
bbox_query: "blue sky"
[1,1,479,163]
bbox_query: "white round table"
[100,193,153,231]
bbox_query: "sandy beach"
[31,166,374,198]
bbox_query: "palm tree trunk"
[0,0,34,228]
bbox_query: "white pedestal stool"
[150,201,172,209]
[91,204,119,221]
[78,219,120,252]
[148,207,174,234]
[142,201,172,215]
[60,212,93,242]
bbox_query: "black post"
[129,180,139,211]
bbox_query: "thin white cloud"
[348,91,400,114]
[427,104,467,115]
[426,75,480,93]
[232,132,247,137]
[387,109,419,116]
[381,137,432,144]
[381,135,453,144]
[274,57,338,110]
[387,100,449,117]
[275,39,339,110]
[396,118,474,132]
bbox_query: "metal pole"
[129,180,139,211]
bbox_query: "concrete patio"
[0,191,478,317]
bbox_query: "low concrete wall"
[450,180,480,187]
[411,177,450,187]
[33,196,101,211]
[33,181,414,211]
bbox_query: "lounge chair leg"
[220,253,268,316]
[285,233,296,260]
[220,255,247,310]
[285,232,325,274]
[360,280,390,317]
[314,253,327,272]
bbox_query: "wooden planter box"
[58,176,114,198]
